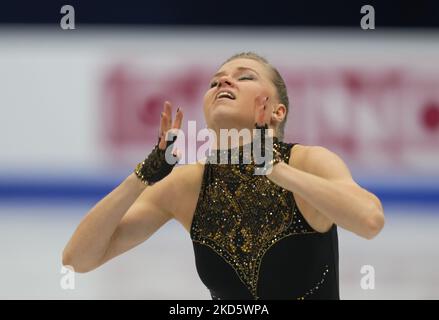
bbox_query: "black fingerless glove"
[253,123,283,175]
[134,132,179,185]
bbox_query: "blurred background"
[0,0,438,299]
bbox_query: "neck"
[208,128,279,151]
[208,123,258,151]
[210,136,252,151]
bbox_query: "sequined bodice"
[190,141,339,300]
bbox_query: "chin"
[210,104,239,120]
[212,99,236,108]
[211,115,249,133]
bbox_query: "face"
[203,58,278,136]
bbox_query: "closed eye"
[209,74,254,88]
[238,75,254,81]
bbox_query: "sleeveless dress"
[190,141,339,300]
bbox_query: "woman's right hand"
[63,101,185,273]
[158,101,183,152]
[134,101,184,185]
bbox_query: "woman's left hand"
[252,96,282,176]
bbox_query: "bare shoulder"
[288,144,353,182]
[287,144,327,173]
[287,143,308,170]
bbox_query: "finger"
[160,108,168,130]
[262,96,272,125]
[158,112,168,150]
[258,104,265,126]
[263,98,275,138]
[265,99,275,127]
[159,101,172,147]
[172,107,183,129]
[164,101,173,130]
[255,96,267,126]
[160,100,174,150]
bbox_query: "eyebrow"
[212,67,260,79]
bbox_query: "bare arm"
[62,173,149,272]
[252,101,384,239]
[267,146,385,239]
[62,101,184,272]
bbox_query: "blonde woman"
[63,52,384,300]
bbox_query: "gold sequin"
[190,141,320,299]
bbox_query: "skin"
[62,58,385,273]
[203,58,285,147]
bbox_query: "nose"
[217,75,234,88]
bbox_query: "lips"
[215,90,236,101]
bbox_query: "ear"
[271,103,286,125]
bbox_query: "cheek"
[240,83,266,105]
[203,90,211,107]
[202,90,214,114]
[203,89,213,105]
